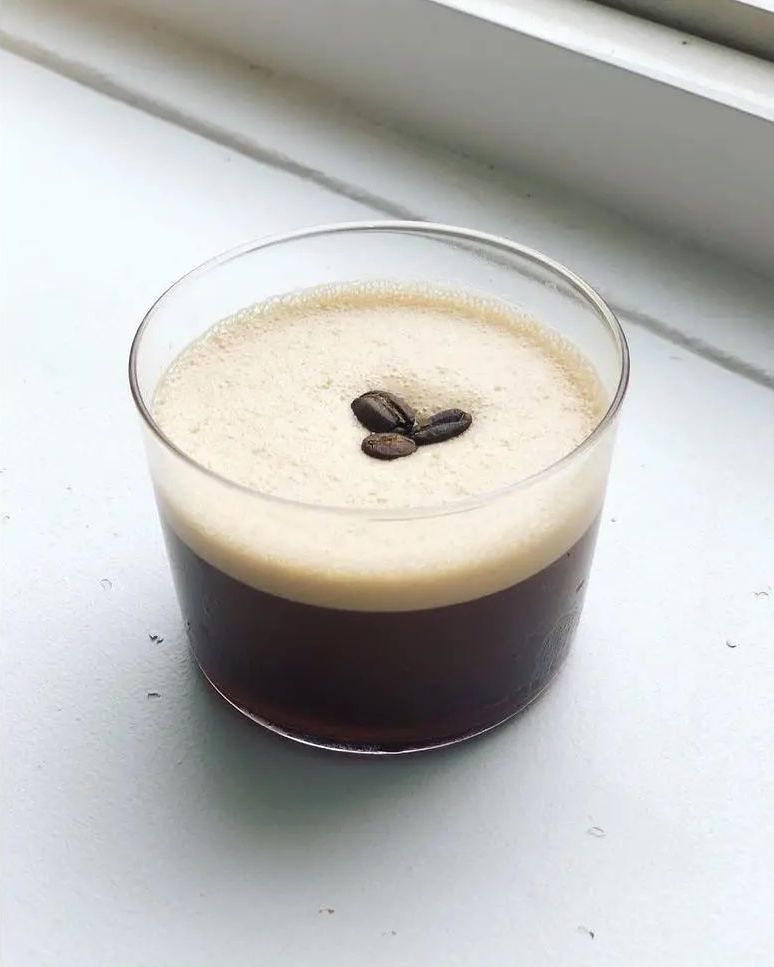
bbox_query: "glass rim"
[128,220,629,520]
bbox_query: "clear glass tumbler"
[129,222,629,753]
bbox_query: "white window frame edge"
[436,0,774,118]
[5,0,774,279]
[596,0,774,62]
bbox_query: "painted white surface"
[10,0,774,276]
[3,0,773,385]
[2,50,774,967]
[438,0,774,109]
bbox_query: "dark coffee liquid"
[163,518,599,751]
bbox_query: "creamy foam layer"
[150,283,613,610]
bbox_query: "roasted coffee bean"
[361,432,418,460]
[420,408,471,429]
[413,408,472,445]
[351,390,416,433]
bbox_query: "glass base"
[194,653,563,755]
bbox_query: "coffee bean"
[413,409,472,445]
[351,390,416,433]
[420,408,471,429]
[361,432,418,460]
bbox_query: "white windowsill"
[2,0,773,384]
[437,0,774,117]
[1,5,773,965]
[7,0,773,278]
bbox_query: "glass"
[129,222,629,754]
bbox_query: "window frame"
[6,0,774,277]
[597,0,774,60]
